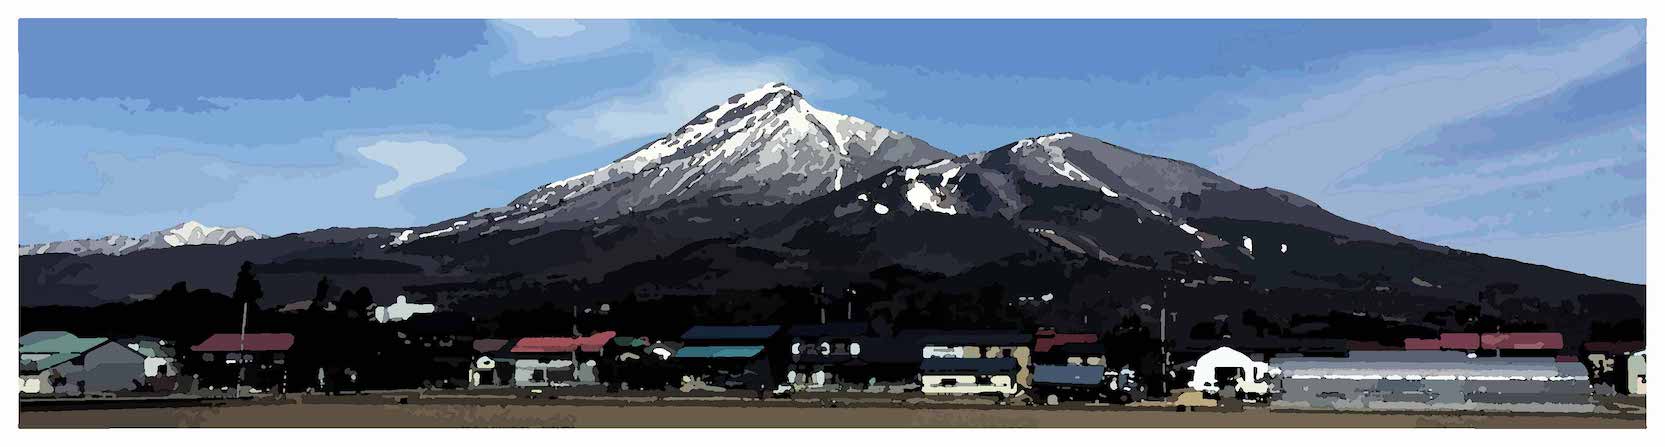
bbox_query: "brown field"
[19,396,1645,428]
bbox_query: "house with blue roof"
[20,331,147,395]
[671,325,785,391]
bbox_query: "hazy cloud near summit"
[357,140,468,199]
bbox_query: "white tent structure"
[1186,347,1274,397]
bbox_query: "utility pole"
[572,305,580,382]
[237,300,247,398]
[1158,278,1170,397]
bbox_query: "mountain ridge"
[16,83,1642,314]
[19,220,263,257]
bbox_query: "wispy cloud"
[357,140,468,198]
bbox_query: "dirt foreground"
[20,401,1645,428]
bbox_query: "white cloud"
[1322,149,1622,223]
[356,140,467,198]
[1208,26,1642,200]
[502,19,588,39]
[550,59,859,146]
[490,19,634,71]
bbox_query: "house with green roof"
[20,331,147,395]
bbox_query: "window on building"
[940,378,958,386]
[531,369,546,382]
[975,375,994,385]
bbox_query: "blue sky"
[18,19,1646,283]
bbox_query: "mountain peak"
[480,82,952,230]
[741,81,800,98]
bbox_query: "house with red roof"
[506,331,616,387]
[188,333,295,392]
[1033,328,1104,367]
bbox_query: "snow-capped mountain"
[18,85,1640,316]
[748,131,1448,281]
[380,83,951,247]
[519,82,948,213]
[20,221,263,256]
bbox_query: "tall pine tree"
[232,261,264,310]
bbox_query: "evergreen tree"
[232,261,264,309]
[308,276,333,312]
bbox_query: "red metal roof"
[510,331,616,354]
[1481,333,1563,350]
[1404,338,1442,350]
[1438,333,1480,350]
[191,333,295,352]
[1433,332,1564,351]
[1035,331,1098,353]
[473,338,510,353]
[1583,341,1646,353]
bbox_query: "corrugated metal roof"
[911,330,1032,346]
[787,322,867,338]
[672,345,765,359]
[20,335,107,355]
[1273,352,1587,380]
[20,352,79,373]
[192,333,295,352]
[1481,333,1563,350]
[20,331,75,346]
[1035,332,1099,353]
[509,331,616,354]
[1033,364,1106,385]
[681,325,781,341]
[473,338,510,353]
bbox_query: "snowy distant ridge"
[20,220,263,256]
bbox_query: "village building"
[1185,346,1275,398]
[1031,364,1109,404]
[1625,350,1646,395]
[671,325,784,391]
[506,331,616,387]
[19,331,148,396]
[1033,329,1104,366]
[119,336,182,392]
[918,357,1021,396]
[189,333,295,393]
[1581,340,1646,394]
[910,330,1035,387]
[468,338,513,387]
[1272,350,1593,412]
[783,322,868,391]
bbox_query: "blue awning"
[673,345,765,359]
